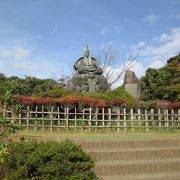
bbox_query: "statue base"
[67,74,110,93]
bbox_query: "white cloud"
[130,61,146,77]
[148,59,165,69]
[153,33,172,42]
[103,60,145,89]
[100,27,110,35]
[142,26,180,56]
[131,41,146,48]
[0,47,31,58]
[0,58,38,71]
[144,14,159,24]
[131,26,180,64]
[103,65,124,89]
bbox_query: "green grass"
[12,130,180,142]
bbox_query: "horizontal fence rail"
[5,106,180,132]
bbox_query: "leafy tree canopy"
[0,74,64,96]
[141,54,180,102]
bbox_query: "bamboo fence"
[4,106,180,132]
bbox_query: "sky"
[0,0,180,87]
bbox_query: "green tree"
[141,54,180,101]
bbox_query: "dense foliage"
[0,117,19,142]
[141,54,180,102]
[86,87,136,108]
[0,74,64,96]
[1,140,97,180]
[14,87,136,108]
[33,88,75,98]
[14,95,107,108]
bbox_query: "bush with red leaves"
[168,102,180,109]
[152,100,172,109]
[58,95,107,108]
[14,95,107,108]
[14,96,58,105]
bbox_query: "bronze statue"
[74,46,103,75]
[67,46,110,93]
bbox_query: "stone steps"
[90,147,180,161]
[95,158,180,175]
[80,139,180,150]
[100,172,180,180]
[79,139,180,180]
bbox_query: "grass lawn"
[12,130,180,142]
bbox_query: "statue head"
[84,46,90,58]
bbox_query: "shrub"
[152,99,172,109]
[168,101,180,109]
[86,87,135,107]
[14,95,58,105]
[2,139,97,180]
[85,92,111,101]
[33,88,75,98]
[14,95,107,108]
[58,95,107,108]
[0,117,19,144]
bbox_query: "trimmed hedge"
[2,139,97,180]
[33,88,75,98]
[86,87,136,108]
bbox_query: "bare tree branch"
[96,46,142,85]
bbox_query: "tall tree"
[141,54,180,102]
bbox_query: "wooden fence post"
[18,113,21,127]
[158,109,162,131]
[75,107,77,132]
[89,107,92,132]
[151,109,154,131]
[27,106,30,131]
[50,106,53,133]
[145,109,148,132]
[102,108,105,129]
[117,107,120,133]
[124,108,127,132]
[82,108,85,132]
[42,105,44,132]
[95,107,98,132]
[130,109,134,132]
[35,106,38,132]
[66,106,69,132]
[171,109,174,128]
[138,109,141,128]
[108,108,111,129]
[57,107,60,132]
[166,109,169,132]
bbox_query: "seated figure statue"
[74,46,103,75]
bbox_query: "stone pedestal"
[67,74,109,93]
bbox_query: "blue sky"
[0,0,180,86]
